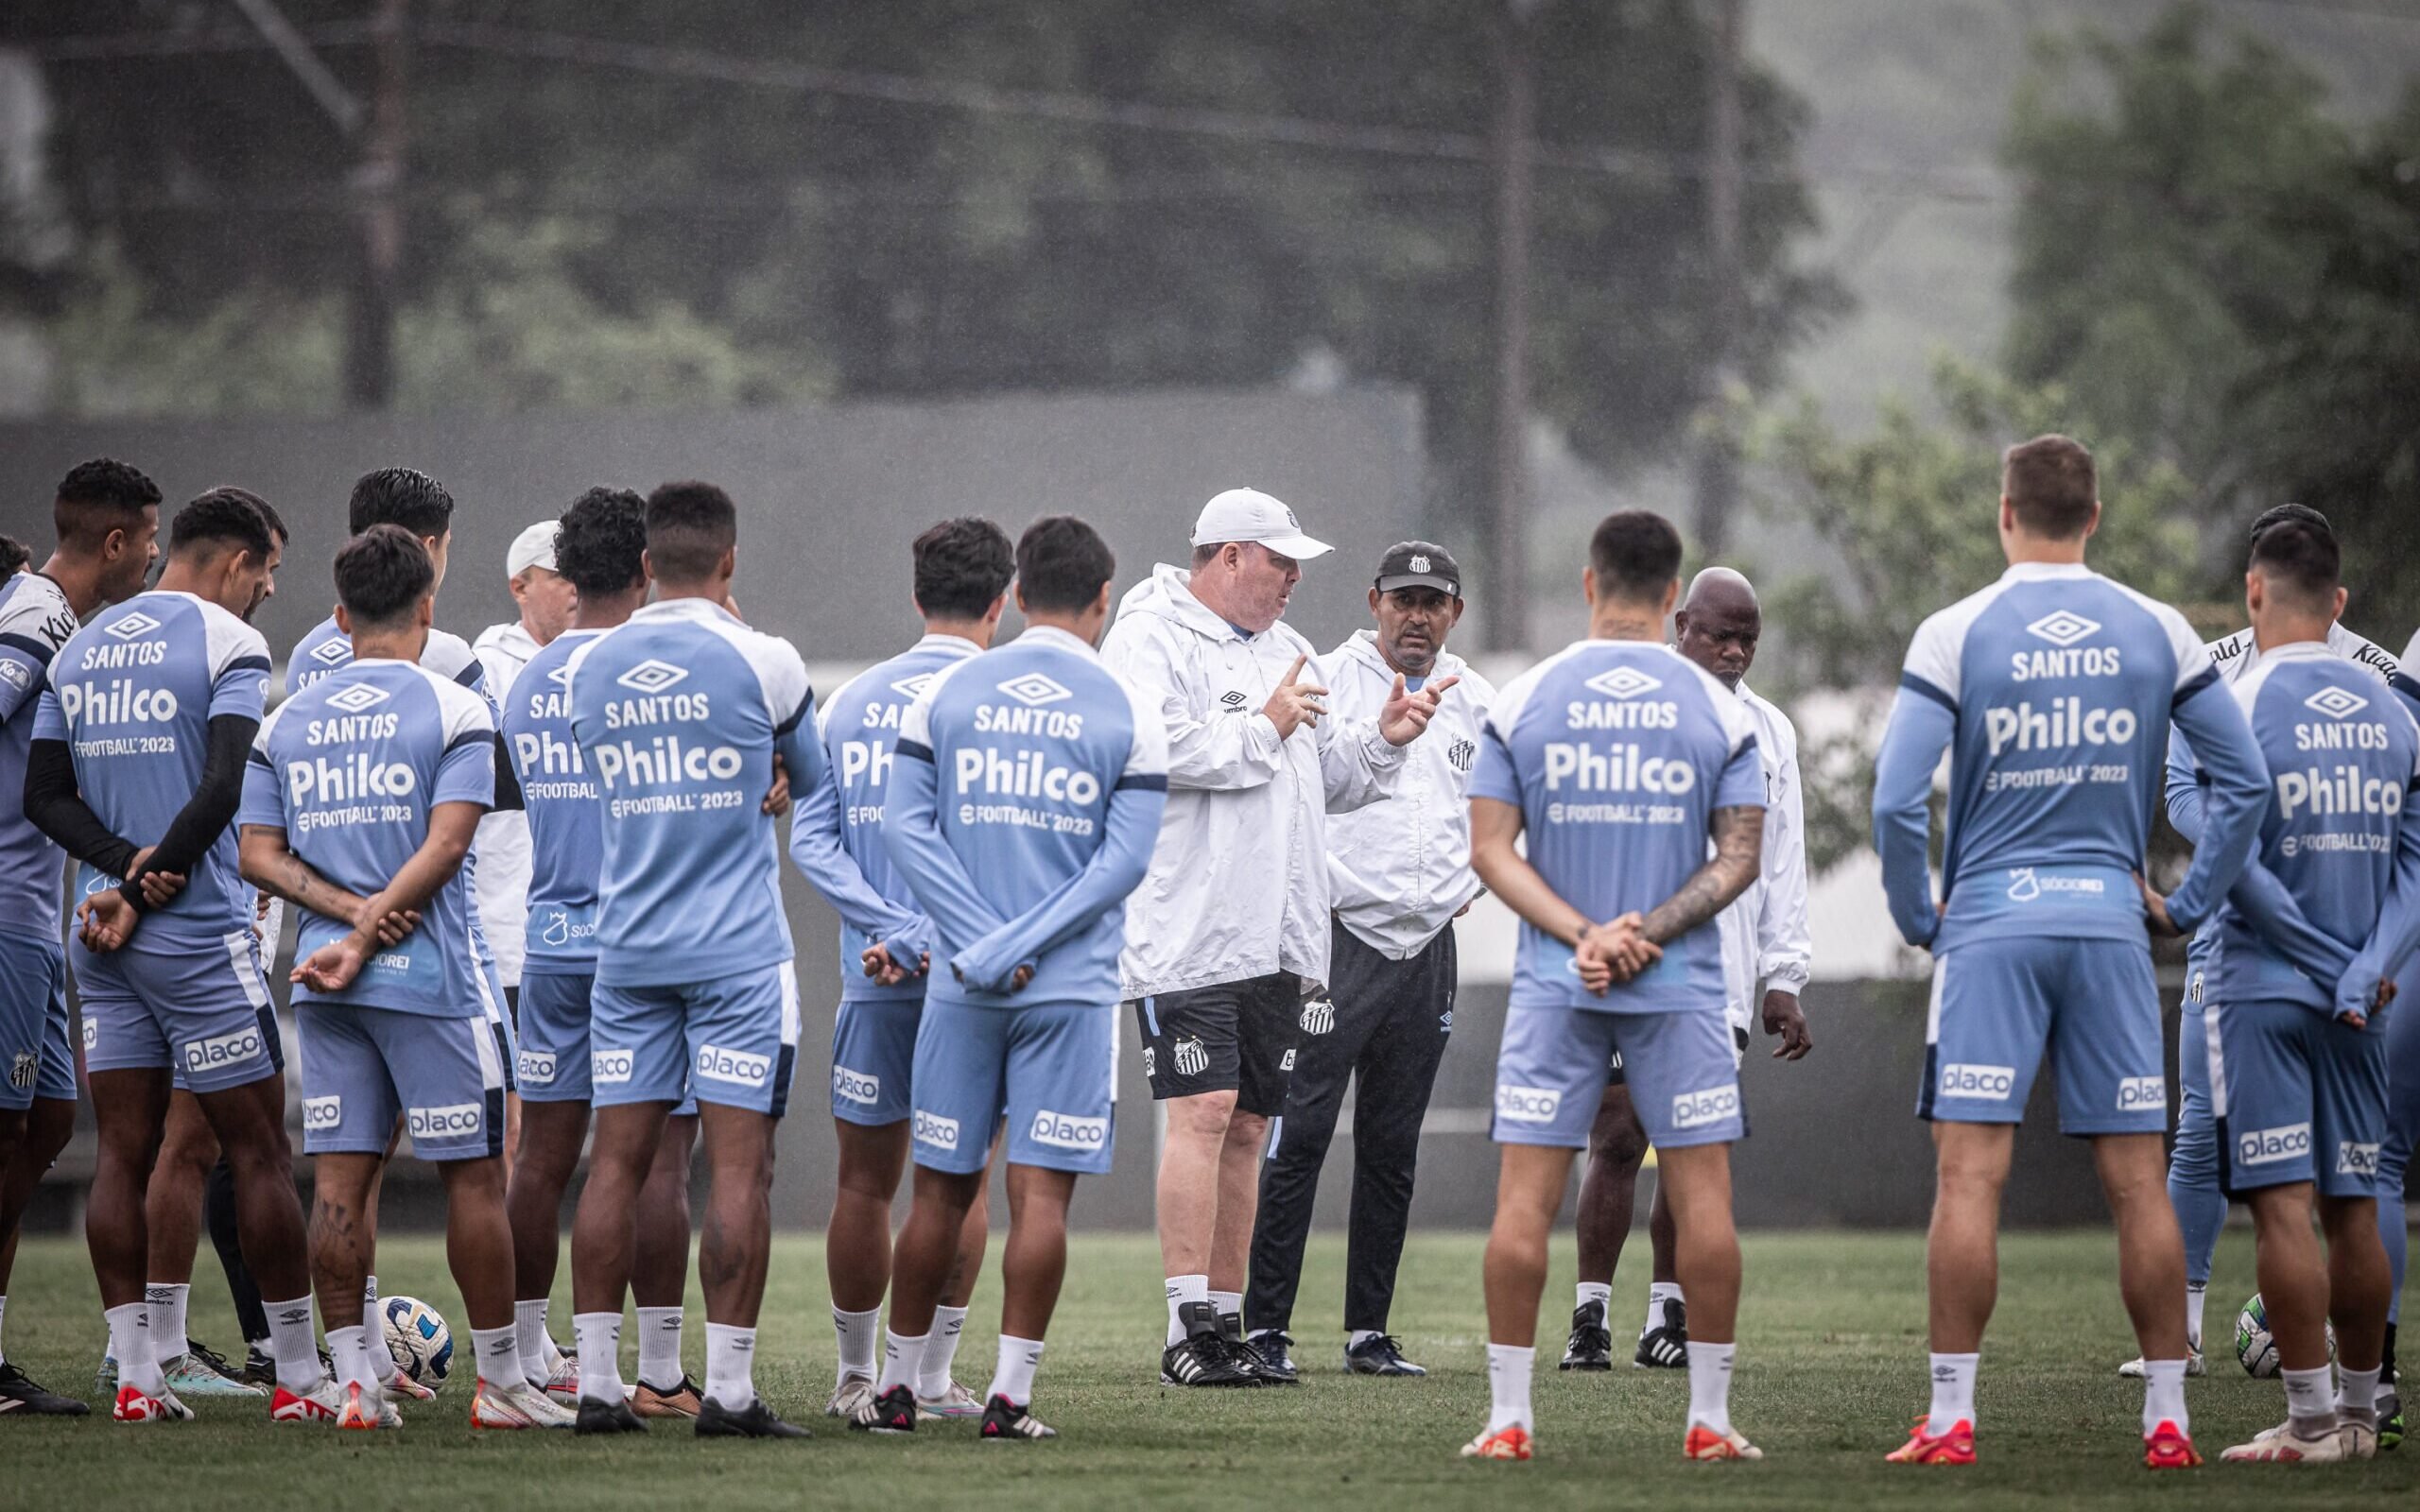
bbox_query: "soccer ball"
[380,1295,454,1389]
[2234,1293,2334,1379]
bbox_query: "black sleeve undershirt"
[122,713,260,911]
[24,738,138,882]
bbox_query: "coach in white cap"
[471,519,578,1005]
[1101,487,1455,1387]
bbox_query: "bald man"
[1560,567,1814,1372]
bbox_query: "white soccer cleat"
[111,1384,194,1422]
[2117,1351,2204,1379]
[269,1378,347,1424]
[337,1380,402,1430]
[2221,1418,2360,1463]
[539,1356,581,1405]
[470,1377,578,1429]
[385,1366,437,1401]
[826,1374,877,1418]
[917,1380,985,1420]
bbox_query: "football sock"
[1348,1329,1382,1349]
[1645,1281,1683,1338]
[2338,1366,2381,1428]
[573,1312,625,1404]
[2185,1282,2207,1354]
[264,1295,320,1394]
[2141,1358,2188,1435]
[472,1325,522,1394]
[703,1322,757,1411]
[636,1306,684,1391]
[833,1305,879,1385]
[1927,1351,1978,1435]
[0,1294,9,1364]
[147,1283,189,1366]
[325,1324,375,1396]
[987,1334,1044,1407]
[1485,1343,1533,1434]
[2283,1365,2335,1431]
[879,1329,928,1397]
[919,1305,968,1399]
[1685,1340,1736,1435]
[1165,1274,1208,1348]
[1210,1290,1242,1338]
[363,1275,397,1370]
[513,1298,552,1389]
[1575,1281,1611,1313]
[107,1301,165,1398]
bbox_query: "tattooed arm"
[1641,804,1765,944]
[239,825,386,937]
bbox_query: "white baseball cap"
[1189,488,1331,561]
[506,521,560,578]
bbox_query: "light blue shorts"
[1920,936,2166,1136]
[831,996,923,1126]
[2211,995,2390,1197]
[0,931,77,1109]
[1493,1003,1743,1149]
[517,971,696,1114]
[76,932,282,1094]
[909,1000,1113,1177]
[297,1004,507,1161]
[591,965,800,1117]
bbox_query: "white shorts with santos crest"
[590,964,800,1118]
[297,1004,505,1161]
[1493,1003,1744,1149]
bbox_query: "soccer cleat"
[978,1393,1057,1440]
[1247,1332,1300,1384]
[846,1383,917,1434]
[1886,1416,1975,1465]
[575,1394,648,1435]
[471,1377,577,1429]
[1636,1297,1689,1369]
[337,1380,403,1430]
[1219,1312,1277,1385]
[2117,1351,2204,1379]
[1344,1334,1427,1377]
[539,1356,581,1405]
[695,1395,810,1438]
[2143,1418,2202,1468]
[1560,1301,1614,1371]
[2377,1390,2403,1452]
[2221,1419,2351,1463]
[2340,1419,2379,1460]
[0,1361,90,1416]
[1461,1424,1533,1460]
[94,1352,115,1395]
[915,1380,985,1420]
[1683,1423,1762,1460]
[164,1342,267,1397]
[384,1366,436,1401]
[112,1384,193,1422]
[238,1345,278,1391]
[269,1378,346,1423]
[825,1373,877,1418]
[632,1374,703,1419]
[1161,1301,1256,1387]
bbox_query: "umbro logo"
[890,672,938,701]
[2024,610,2101,647]
[1583,666,1662,700]
[1219,690,1250,712]
[545,663,573,688]
[107,611,162,640]
[2303,686,2369,721]
[997,672,1073,707]
[309,639,351,665]
[615,659,688,694]
[324,682,391,713]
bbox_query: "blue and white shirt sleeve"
[430,679,499,811]
[1872,609,1963,947]
[1467,660,1546,810]
[207,613,274,723]
[0,578,71,724]
[743,628,823,796]
[2340,696,2420,1015]
[883,662,1010,942]
[238,705,293,832]
[2159,608,2266,932]
[788,686,921,949]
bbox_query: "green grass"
[0,1228,2411,1509]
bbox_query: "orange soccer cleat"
[1886,1416,1976,1465]
[1460,1423,1534,1461]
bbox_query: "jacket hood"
[1116,562,1269,645]
[474,619,539,659]
[1335,627,1468,685]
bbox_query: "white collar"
[1999,561,2096,582]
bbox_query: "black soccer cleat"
[1219,1311,1277,1386]
[978,1393,1058,1440]
[1343,1333,1427,1377]
[845,1383,917,1434]
[1634,1296,1687,1369]
[0,1361,89,1416]
[237,1345,277,1391]
[1246,1331,1299,1384]
[1560,1300,1614,1371]
[575,1394,649,1435]
[1160,1301,1256,1387]
[695,1394,809,1438]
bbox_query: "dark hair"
[243,490,288,544]
[555,487,648,597]
[169,488,275,562]
[54,457,162,549]
[644,480,737,584]
[2247,518,2340,609]
[2248,502,2331,546]
[912,517,1015,621]
[0,535,27,575]
[1588,510,1685,604]
[2001,435,2098,539]
[347,467,454,538]
[1016,515,1116,614]
[334,524,437,627]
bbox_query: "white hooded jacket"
[1713,680,1812,1033]
[471,618,543,988]
[1102,564,1408,1000]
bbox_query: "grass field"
[0,1228,2412,1509]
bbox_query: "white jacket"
[1323,630,1495,959]
[1101,564,1407,999]
[1714,680,1812,1031]
[471,619,542,988]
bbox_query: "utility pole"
[346,0,407,409]
[1694,0,1745,557]
[1484,0,1540,652]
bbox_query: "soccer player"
[239,524,568,1430]
[1243,541,1489,1381]
[0,460,157,1417]
[23,488,330,1422]
[2166,520,2415,1460]
[851,514,1167,1439]
[475,520,579,1039]
[1564,567,1813,1373]
[1461,510,1768,1464]
[1872,435,2269,1469]
[792,517,1014,1419]
[564,481,821,1439]
[2384,654,2420,1446]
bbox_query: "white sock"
[919,1305,968,1400]
[107,1301,164,1398]
[1166,1274,1208,1347]
[986,1334,1044,1407]
[1485,1343,1534,1434]
[833,1305,880,1385]
[1927,1351,1978,1435]
[1645,1280,1684,1339]
[1348,1329,1382,1349]
[2185,1282,2206,1353]
[362,1275,396,1370]
[0,1294,9,1364]
[2339,1366,2382,1426]
[2283,1365,2336,1430]
[573,1312,625,1404]
[1210,1290,1242,1331]
[1685,1340,1736,1435]
[703,1322,756,1411]
[635,1306,683,1391]
[264,1295,320,1394]
[1576,1281,1611,1313]
[2142,1357,2188,1435]
[541,1328,566,1373]
[472,1324,523,1392]
[325,1323,375,1395]
[879,1329,928,1396]
[147,1283,189,1366]
[514,1299,552,1389]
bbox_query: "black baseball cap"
[1374,541,1461,597]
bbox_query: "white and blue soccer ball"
[381,1295,454,1389]
[2234,1293,2333,1380]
